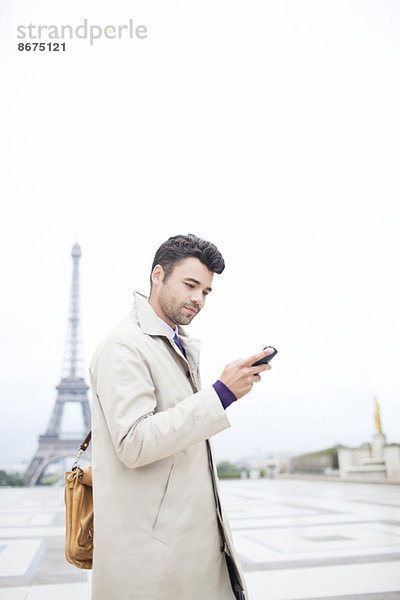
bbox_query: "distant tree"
[217,461,241,479]
[0,470,24,487]
[290,446,341,474]
[38,472,63,486]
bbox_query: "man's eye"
[185,282,194,289]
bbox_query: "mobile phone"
[251,346,278,367]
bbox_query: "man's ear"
[151,264,164,287]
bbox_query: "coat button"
[186,371,190,378]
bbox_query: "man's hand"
[219,348,274,400]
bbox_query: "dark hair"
[150,234,225,284]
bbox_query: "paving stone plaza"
[0,478,399,600]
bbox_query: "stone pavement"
[223,478,400,600]
[0,478,399,599]
[0,485,87,599]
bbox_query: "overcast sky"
[1,0,399,465]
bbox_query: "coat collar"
[132,291,201,364]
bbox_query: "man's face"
[152,257,214,327]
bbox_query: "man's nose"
[190,290,203,306]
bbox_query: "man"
[90,234,273,600]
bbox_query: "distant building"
[338,437,400,481]
[338,398,400,481]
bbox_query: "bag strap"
[71,431,92,470]
[79,431,92,452]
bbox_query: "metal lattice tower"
[23,243,91,486]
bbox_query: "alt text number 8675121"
[18,42,66,51]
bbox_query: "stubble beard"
[158,285,197,326]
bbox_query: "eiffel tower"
[23,243,91,486]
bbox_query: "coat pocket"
[152,463,185,545]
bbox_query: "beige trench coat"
[89,291,247,600]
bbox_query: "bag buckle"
[71,449,83,470]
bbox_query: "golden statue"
[374,396,383,434]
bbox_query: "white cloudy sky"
[1,0,399,464]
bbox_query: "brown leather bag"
[65,432,93,569]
